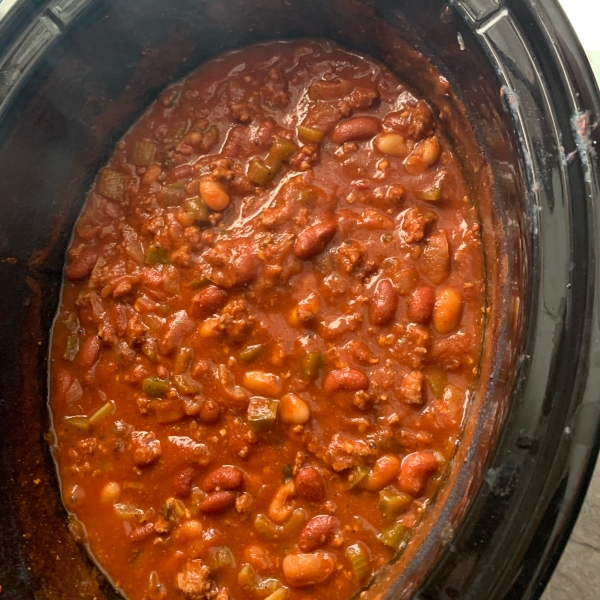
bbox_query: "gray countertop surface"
[542,461,600,599]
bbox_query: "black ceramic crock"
[0,1,599,599]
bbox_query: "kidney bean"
[173,467,196,497]
[294,220,337,260]
[129,522,155,543]
[296,466,326,501]
[409,285,436,324]
[228,248,259,286]
[330,116,381,145]
[189,285,227,319]
[369,279,398,326]
[283,552,336,587]
[79,335,101,369]
[200,399,221,424]
[65,252,97,281]
[198,491,237,513]
[202,466,244,492]
[398,452,438,496]
[322,368,369,394]
[298,515,341,551]
[169,164,193,182]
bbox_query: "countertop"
[543,460,600,599]
[541,2,599,599]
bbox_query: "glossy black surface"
[0,1,598,599]
[415,1,600,598]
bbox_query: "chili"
[49,39,485,600]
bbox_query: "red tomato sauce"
[49,39,485,600]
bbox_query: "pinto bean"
[421,231,450,285]
[65,252,97,281]
[79,335,101,369]
[369,279,398,326]
[179,519,203,540]
[244,544,274,571]
[198,491,237,513]
[412,135,441,167]
[268,480,296,523]
[432,288,464,334]
[189,286,227,319]
[308,79,354,101]
[322,368,369,394]
[298,515,341,551]
[280,393,310,424]
[200,176,230,211]
[398,451,438,496]
[375,132,409,157]
[296,466,325,501]
[243,371,283,397]
[173,467,196,498]
[202,466,244,492]
[294,220,337,260]
[409,285,436,324]
[283,552,336,587]
[200,399,221,424]
[362,455,400,491]
[100,481,120,504]
[330,117,381,145]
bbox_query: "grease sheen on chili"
[49,39,485,600]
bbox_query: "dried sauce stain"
[49,39,485,600]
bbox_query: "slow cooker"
[0,1,598,599]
